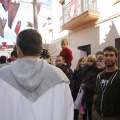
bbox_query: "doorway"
[78,44,91,56]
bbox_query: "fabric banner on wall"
[8,2,20,29]
[14,21,21,35]
[68,0,77,18]
[37,2,41,14]
[0,18,7,38]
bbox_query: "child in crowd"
[60,38,73,67]
[80,55,98,120]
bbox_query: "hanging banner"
[0,0,4,4]
[8,1,20,29]
[0,18,7,38]
[68,0,77,18]
[37,2,41,14]
[0,0,3,2]
[0,0,11,11]
[2,42,7,48]
[14,21,21,35]
[3,0,11,11]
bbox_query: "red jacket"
[60,47,73,65]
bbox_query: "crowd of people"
[0,29,120,120]
[0,49,18,67]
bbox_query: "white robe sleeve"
[0,78,74,120]
[52,82,74,120]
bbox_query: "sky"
[0,0,52,45]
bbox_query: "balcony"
[60,0,100,30]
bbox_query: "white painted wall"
[51,0,70,40]
[64,0,71,5]
[69,19,120,54]
[51,0,120,55]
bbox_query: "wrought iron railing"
[60,0,97,26]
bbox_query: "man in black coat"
[55,55,73,89]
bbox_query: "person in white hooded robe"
[0,29,73,120]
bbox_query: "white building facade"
[51,0,120,67]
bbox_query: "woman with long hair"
[72,56,87,120]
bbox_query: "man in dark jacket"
[93,46,120,120]
[56,55,73,89]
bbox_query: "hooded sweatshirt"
[0,58,70,102]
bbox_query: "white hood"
[12,58,46,92]
[0,58,69,102]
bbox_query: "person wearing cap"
[60,38,73,68]
[96,55,106,72]
[92,55,106,113]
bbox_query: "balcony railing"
[60,0,98,27]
